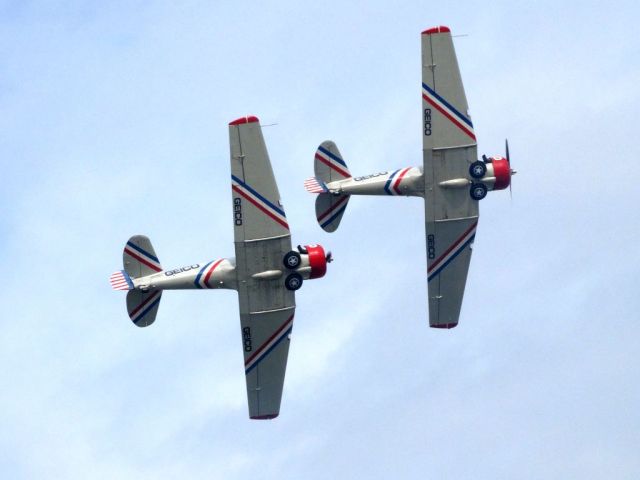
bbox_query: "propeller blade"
[505,138,510,163]
[326,251,333,263]
[505,139,513,201]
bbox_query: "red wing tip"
[422,26,451,35]
[229,115,259,126]
[250,414,279,420]
[431,323,458,329]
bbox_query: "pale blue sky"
[1,1,639,478]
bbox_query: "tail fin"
[314,141,351,183]
[315,193,350,232]
[123,235,162,278]
[126,289,162,327]
[111,235,163,327]
[304,177,328,194]
[110,270,134,291]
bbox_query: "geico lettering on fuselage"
[164,264,201,276]
[353,172,388,182]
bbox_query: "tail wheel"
[285,273,303,291]
[283,251,301,269]
[470,183,488,200]
[469,161,487,179]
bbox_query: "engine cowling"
[489,156,511,190]
[305,244,327,279]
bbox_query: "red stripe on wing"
[428,221,478,273]
[422,93,476,141]
[232,185,289,230]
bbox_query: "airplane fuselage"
[326,166,425,197]
[132,258,238,291]
[129,248,323,292]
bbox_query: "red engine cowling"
[305,244,327,279]
[489,156,511,190]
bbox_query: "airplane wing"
[229,116,295,418]
[421,27,479,328]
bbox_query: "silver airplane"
[110,116,331,419]
[305,26,515,329]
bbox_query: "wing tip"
[422,25,451,35]
[229,115,259,126]
[431,323,458,329]
[250,413,279,420]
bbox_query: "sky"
[1,1,639,478]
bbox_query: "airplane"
[304,26,515,329]
[110,116,332,419]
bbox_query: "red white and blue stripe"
[128,290,162,325]
[422,82,476,141]
[384,167,413,195]
[317,194,349,230]
[231,175,289,230]
[244,314,294,374]
[124,241,162,272]
[304,177,328,194]
[194,259,224,289]
[110,270,134,290]
[315,146,350,178]
[427,221,478,282]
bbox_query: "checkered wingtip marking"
[110,270,133,291]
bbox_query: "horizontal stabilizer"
[315,193,350,232]
[314,141,351,183]
[124,235,162,278]
[126,289,162,327]
[110,270,133,291]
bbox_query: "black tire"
[285,273,303,291]
[470,183,488,201]
[283,251,301,269]
[469,161,487,179]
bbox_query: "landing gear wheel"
[285,273,303,291]
[470,183,488,200]
[283,251,301,269]
[469,161,487,179]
